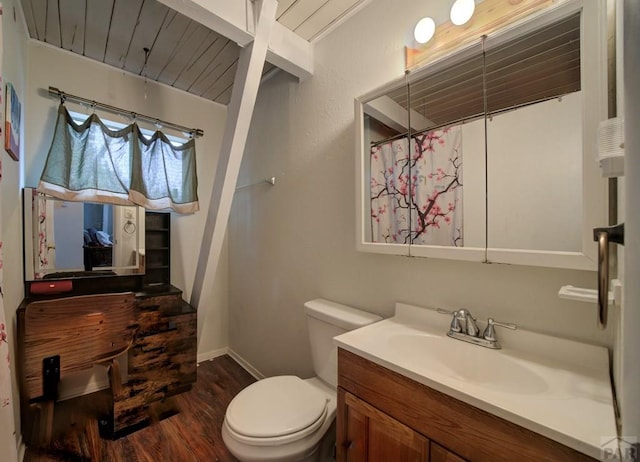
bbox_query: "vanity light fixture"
[414,16,436,44]
[450,0,475,26]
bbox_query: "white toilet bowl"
[222,299,381,462]
[222,376,336,462]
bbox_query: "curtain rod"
[48,86,204,138]
[370,91,573,148]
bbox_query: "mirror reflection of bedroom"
[82,203,114,271]
[23,189,143,280]
[45,201,114,273]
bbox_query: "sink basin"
[387,332,549,394]
[333,302,616,459]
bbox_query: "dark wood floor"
[24,355,256,462]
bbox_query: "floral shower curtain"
[370,125,463,246]
[32,191,55,279]
[0,4,19,460]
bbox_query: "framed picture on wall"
[4,82,20,161]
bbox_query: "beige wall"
[228,0,611,380]
[24,42,230,361]
[1,0,28,457]
[0,23,229,451]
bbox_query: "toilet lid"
[226,376,328,439]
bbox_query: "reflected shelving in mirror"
[23,188,145,281]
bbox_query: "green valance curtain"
[39,104,199,213]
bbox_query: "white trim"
[227,349,265,380]
[310,0,377,43]
[17,435,25,462]
[410,245,486,263]
[197,346,229,364]
[354,0,608,271]
[486,248,596,271]
[15,0,31,43]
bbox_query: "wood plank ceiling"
[20,0,368,106]
[386,13,581,130]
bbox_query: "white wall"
[1,0,28,459]
[228,0,611,380]
[23,42,230,382]
[487,93,583,252]
[52,201,84,269]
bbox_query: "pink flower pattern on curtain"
[370,126,463,246]
[34,192,50,279]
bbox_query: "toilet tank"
[304,299,382,388]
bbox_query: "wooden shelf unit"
[144,212,171,286]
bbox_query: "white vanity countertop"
[333,303,617,459]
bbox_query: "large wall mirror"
[355,0,607,270]
[23,188,145,280]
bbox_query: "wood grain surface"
[338,348,597,462]
[24,355,256,462]
[22,293,137,400]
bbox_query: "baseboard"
[17,435,25,462]
[197,347,229,364]
[227,348,265,380]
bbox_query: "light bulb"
[450,0,475,26]
[414,17,436,44]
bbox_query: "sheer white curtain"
[39,104,199,213]
[370,126,463,246]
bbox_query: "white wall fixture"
[450,0,476,26]
[414,17,436,44]
[597,117,625,177]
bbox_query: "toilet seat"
[225,375,329,447]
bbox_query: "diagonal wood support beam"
[190,0,277,310]
[157,0,313,80]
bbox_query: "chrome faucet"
[456,308,480,337]
[437,309,516,349]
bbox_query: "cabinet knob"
[343,440,354,450]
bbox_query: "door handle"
[593,223,624,328]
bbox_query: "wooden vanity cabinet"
[18,285,197,445]
[111,287,197,434]
[337,348,597,462]
[339,389,429,461]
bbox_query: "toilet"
[222,299,382,462]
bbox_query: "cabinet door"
[430,442,466,462]
[338,388,429,462]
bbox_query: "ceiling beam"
[190,0,277,312]
[157,0,313,80]
[365,96,434,133]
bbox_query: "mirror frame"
[355,43,486,263]
[23,188,145,280]
[355,0,607,270]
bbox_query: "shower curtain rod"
[370,91,573,148]
[48,86,204,138]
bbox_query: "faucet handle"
[483,318,517,342]
[436,308,462,333]
[436,308,455,315]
